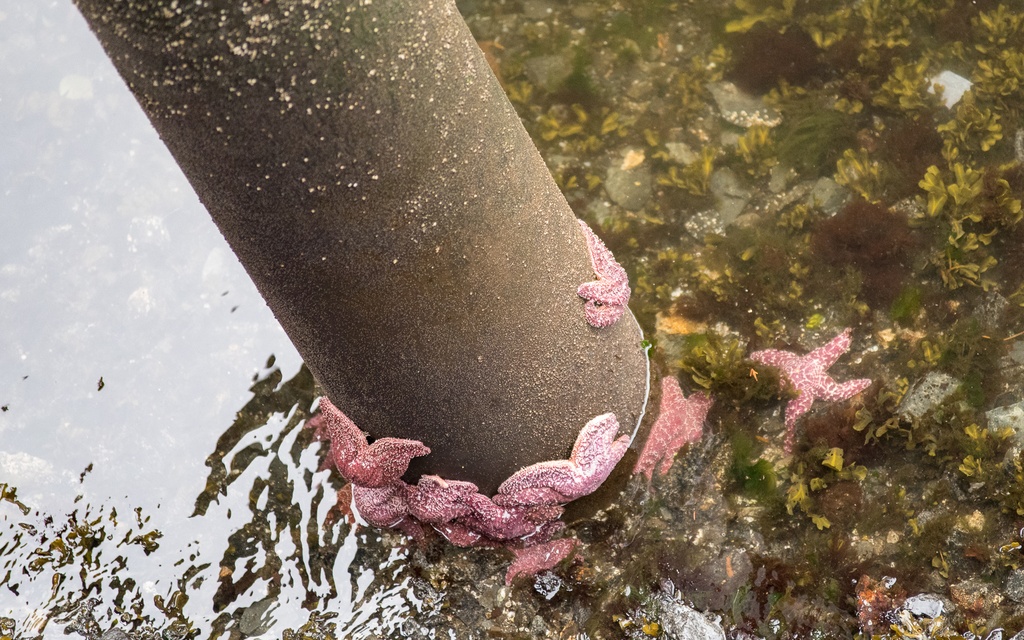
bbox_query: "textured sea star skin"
[406,475,478,524]
[352,484,409,527]
[633,376,713,481]
[505,538,578,585]
[577,220,631,328]
[750,328,872,452]
[494,413,630,506]
[314,399,430,488]
[310,397,630,576]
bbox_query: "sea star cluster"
[309,328,873,582]
[633,376,713,481]
[750,328,872,452]
[309,398,628,576]
[577,220,631,328]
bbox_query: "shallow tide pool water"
[5,0,1024,638]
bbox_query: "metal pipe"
[72,0,649,495]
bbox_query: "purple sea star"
[494,412,630,506]
[750,328,872,452]
[577,220,630,328]
[505,538,578,585]
[406,475,478,524]
[352,483,409,527]
[633,376,713,481]
[309,397,629,578]
[313,398,430,488]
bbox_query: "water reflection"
[1,361,427,638]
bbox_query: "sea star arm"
[312,397,429,487]
[458,494,565,541]
[505,538,578,585]
[406,475,479,524]
[310,399,625,560]
[576,220,631,328]
[818,376,872,402]
[748,348,793,370]
[314,397,368,471]
[806,327,853,370]
[352,483,410,528]
[347,437,431,488]
[496,413,629,505]
[633,376,713,481]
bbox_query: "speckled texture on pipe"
[72,0,650,495]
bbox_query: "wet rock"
[475,575,508,612]
[528,614,549,636]
[399,618,431,640]
[239,596,275,636]
[805,177,849,216]
[986,402,1024,434]
[898,372,959,421]
[665,141,698,165]
[54,597,102,639]
[903,593,944,618]
[585,198,613,225]
[684,209,725,238]
[532,571,565,600]
[855,575,905,635]
[521,0,554,20]
[768,163,794,194]
[605,152,652,210]
[1008,340,1024,366]
[709,168,751,225]
[99,631,130,640]
[656,594,726,640]
[974,292,1009,331]
[625,74,655,101]
[524,54,573,93]
[986,401,1024,465]
[707,81,781,128]
[930,70,972,108]
[949,578,1003,617]
[1007,569,1024,603]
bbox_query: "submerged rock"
[898,372,959,421]
[605,150,652,210]
[656,591,727,640]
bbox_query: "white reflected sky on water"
[0,3,411,634]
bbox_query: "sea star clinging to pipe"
[577,220,631,328]
[309,398,629,550]
[494,413,630,506]
[750,328,872,452]
[313,398,430,488]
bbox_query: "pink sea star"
[505,538,578,585]
[313,398,430,488]
[310,397,630,578]
[406,475,478,524]
[750,328,872,452]
[577,220,631,328]
[633,376,713,481]
[494,413,630,506]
